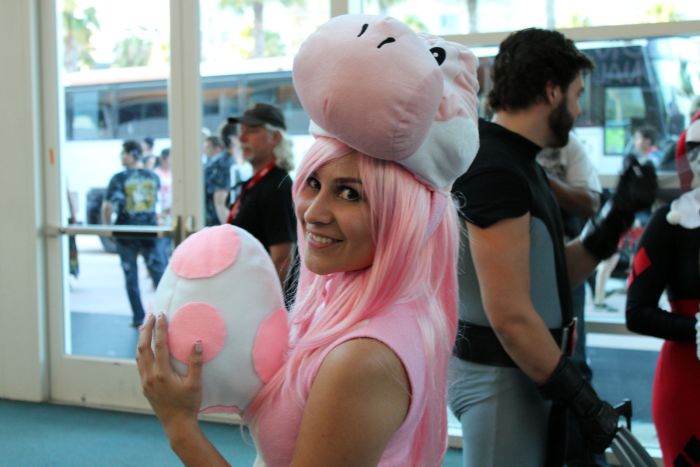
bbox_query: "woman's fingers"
[154,313,172,370]
[186,341,204,389]
[136,313,156,379]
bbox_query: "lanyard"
[226,161,276,224]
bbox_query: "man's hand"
[614,156,657,214]
[539,356,619,453]
[581,158,657,260]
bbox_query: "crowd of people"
[82,13,700,467]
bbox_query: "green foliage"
[113,32,153,68]
[239,26,286,58]
[644,3,681,22]
[218,0,304,58]
[403,15,428,33]
[62,0,100,71]
[562,12,591,28]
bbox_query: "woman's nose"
[303,193,332,225]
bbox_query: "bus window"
[68,90,110,140]
[604,86,645,154]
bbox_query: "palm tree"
[219,0,304,58]
[63,0,100,71]
[467,0,478,33]
[113,32,153,68]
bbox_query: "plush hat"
[292,14,479,191]
[153,225,288,414]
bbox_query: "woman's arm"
[136,314,230,467]
[626,210,696,341]
[290,338,410,467]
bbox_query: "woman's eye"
[338,186,361,201]
[306,176,320,190]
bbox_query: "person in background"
[632,125,662,168]
[154,148,173,257]
[448,27,655,466]
[537,131,601,377]
[142,136,157,170]
[625,118,700,467]
[203,124,232,226]
[102,140,167,327]
[154,148,172,226]
[537,131,603,465]
[227,103,296,287]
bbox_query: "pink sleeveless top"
[253,301,431,466]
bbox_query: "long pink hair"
[247,137,459,465]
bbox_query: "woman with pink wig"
[136,13,479,466]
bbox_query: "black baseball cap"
[232,103,286,130]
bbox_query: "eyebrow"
[309,171,362,185]
[334,177,362,185]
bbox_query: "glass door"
[44,0,202,409]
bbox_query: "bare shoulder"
[290,338,410,467]
[323,338,409,387]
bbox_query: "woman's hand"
[136,314,231,466]
[136,313,204,434]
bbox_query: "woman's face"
[296,151,375,275]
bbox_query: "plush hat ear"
[399,33,480,190]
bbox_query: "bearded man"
[448,28,657,467]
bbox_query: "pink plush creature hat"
[153,225,288,414]
[292,14,479,192]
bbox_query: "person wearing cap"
[448,28,655,466]
[101,140,167,327]
[135,14,479,466]
[226,102,296,287]
[625,118,700,467]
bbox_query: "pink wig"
[246,136,460,465]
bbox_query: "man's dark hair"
[635,124,658,145]
[218,117,237,150]
[488,28,594,112]
[143,136,155,149]
[123,140,143,160]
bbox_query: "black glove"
[539,356,619,454]
[582,157,657,260]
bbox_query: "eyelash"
[305,177,362,202]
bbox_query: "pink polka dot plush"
[153,225,288,414]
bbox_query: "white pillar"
[0,0,49,401]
